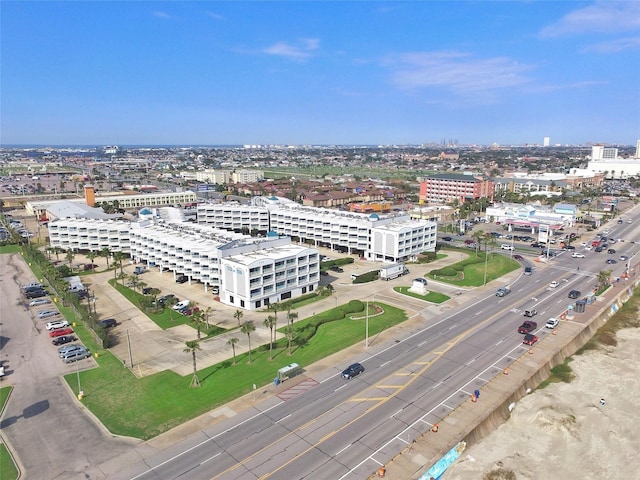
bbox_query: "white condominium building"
[48,218,319,311]
[197,197,437,263]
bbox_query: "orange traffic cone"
[377,467,386,478]
[431,423,439,433]
[471,394,477,402]
[503,368,509,375]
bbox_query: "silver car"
[38,310,60,319]
[29,298,51,307]
[59,345,87,358]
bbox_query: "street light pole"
[365,299,369,349]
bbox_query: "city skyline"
[2,1,639,146]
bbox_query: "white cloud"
[205,11,225,21]
[153,11,171,19]
[263,38,320,60]
[582,36,640,53]
[385,51,534,95]
[539,1,640,38]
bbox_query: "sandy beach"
[442,327,640,480]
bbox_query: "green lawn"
[0,386,18,480]
[427,249,520,287]
[393,287,450,304]
[63,302,407,440]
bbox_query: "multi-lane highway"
[112,214,640,480]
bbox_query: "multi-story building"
[197,197,437,262]
[195,169,231,184]
[586,143,640,179]
[419,173,494,204]
[232,169,264,184]
[48,218,319,311]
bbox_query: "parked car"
[608,249,616,254]
[522,333,539,346]
[176,275,188,284]
[518,320,537,334]
[594,246,603,252]
[29,298,51,307]
[142,287,153,295]
[441,236,453,242]
[549,281,560,288]
[545,318,559,329]
[46,320,69,330]
[620,255,629,261]
[568,290,581,299]
[52,335,77,346]
[530,242,543,248]
[606,259,617,264]
[173,300,190,310]
[38,310,60,319]
[341,363,365,379]
[23,282,44,290]
[58,344,86,356]
[62,349,91,363]
[571,252,585,258]
[523,309,537,317]
[330,266,344,273]
[98,318,117,329]
[49,327,74,338]
[158,294,176,306]
[83,263,98,271]
[25,289,47,299]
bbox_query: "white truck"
[379,263,409,281]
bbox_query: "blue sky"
[2,1,639,146]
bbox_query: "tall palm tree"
[66,249,75,270]
[183,340,201,387]
[285,324,295,356]
[100,247,111,269]
[86,250,97,270]
[241,321,256,364]
[165,297,178,321]
[191,308,206,339]
[113,251,126,276]
[234,309,244,327]
[227,337,239,365]
[263,315,276,360]
[597,270,612,293]
[203,306,214,328]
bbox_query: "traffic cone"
[503,368,509,375]
[471,394,477,402]
[431,423,439,433]
[529,348,534,354]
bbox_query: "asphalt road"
[109,212,640,480]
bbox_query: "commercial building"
[419,173,494,204]
[586,143,640,179]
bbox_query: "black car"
[25,289,47,299]
[441,236,453,242]
[341,363,364,379]
[607,249,616,254]
[142,287,153,295]
[176,275,188,284]
[98,318,117,329]
[158,294,176,306]
[568,290,581,299]
[52,335,77,346]
[524,266,533,275]
[330,266,344,273]
[594,246,603,252]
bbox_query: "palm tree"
[263,315,276,360]
[234,309,244,327]
[100,247,111,269]
[165,297,178,321]
[241,321,256,364]
[128,275,141,292]
[113,251,126,276]
[285,324,295,356]
[203,306,214,328]
[472,229,484,257]
[227,337,239,364]
[87,250,97,270]
[597,270,612,293]
[65,249,75,270]
[183,340,201,387]
[191,308,206,339]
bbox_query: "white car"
[172,300,190,310]
[29,298,51,307]
[584,245,592,251]
[549,281,560,288]
[545,318,559,329]
[46,320,69,330]
[580,242,588,247]
[38,310,60,319]
[500,244,514,250]
[627,219,632,224]
[571,252,585,258]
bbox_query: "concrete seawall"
[380,281,638,479]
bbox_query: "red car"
[523,333,538,346]
[49,327,74,338]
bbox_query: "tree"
[597,270,612,293]
[100,247,111,268]
[113,251,126,276]
[472,229,484,257]
[263,315,276,360]
[285,324,295,356]
[241,321,256,364]
[87,250,97,270]
[128,275,141,292]
[183,340,201,387]
[191,308,206,340]
[203,306,214,328]
[227,337,239,365]
[165,297,178,321]
[65,249,75,270]
[234,309,244,327]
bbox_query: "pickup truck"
[133,266,147,275]
[495,287,511,297]
[518,320,537,334]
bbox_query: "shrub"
[342,300,364,314]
